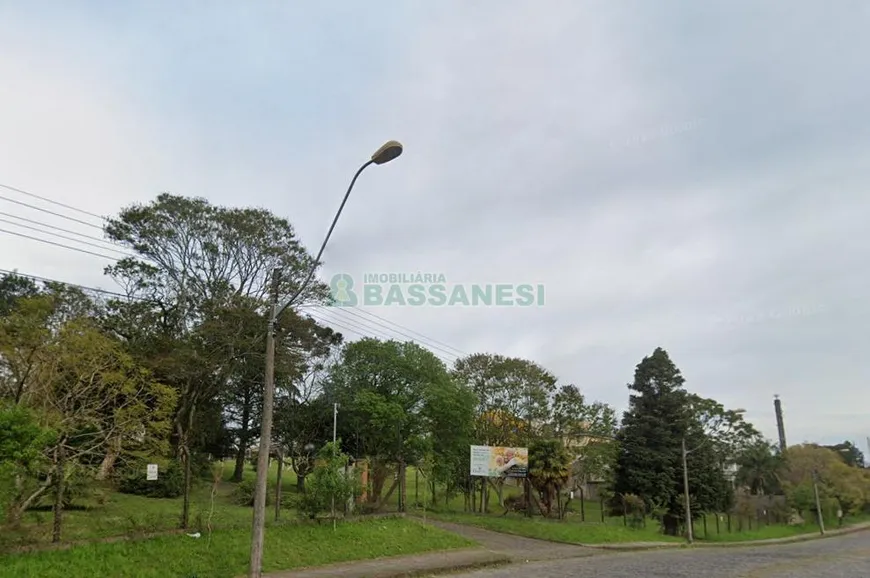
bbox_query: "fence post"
[580,487,585,522]
[715,513,720,534]
[600,497,605,523]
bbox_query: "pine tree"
[612,347,690,534]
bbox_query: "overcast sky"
[1,1,868,452]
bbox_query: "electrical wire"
[326,305,468,357]
[0,184,469,360]
[0,182,107,221]
[309,304,464,360]
[0,227,120,260]
[0,216,133,257]
[0,267,462,364]
[0,210,126,251]
[0,268,138,300]
[0,193,104,230]
[304,308,458,366]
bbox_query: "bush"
[623,493,646,529]
[295,441,359,520]
[118,460,184,498]
[231,478,273,507]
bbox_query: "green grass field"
[4,457,864,576]
[0,517,474,578]
[3,462,261,549]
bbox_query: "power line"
[311,309,460,364]
[0,227,120,260]
[310,305,463,361]
[0,185,467,362]
[0,268,137,300]
[332,305,468,357]
[0,183,107,221]
[0,210,126,251]
[304,308,458,366]
[0,216,133,257]
[0,193,104,230]
[0,266,461,363]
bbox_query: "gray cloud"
[1,1,868,448]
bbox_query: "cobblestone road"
[446,530,870,578]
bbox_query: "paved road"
[422,519,598,561]
[444,530,870,578]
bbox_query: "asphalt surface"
[445,530,870,578]
[422,519,598,561]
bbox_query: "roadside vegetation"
[3,194,870,576]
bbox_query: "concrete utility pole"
[333,402,338,445]
[682,437,693,544]
[248,141,403,578]
[812,469,825,535]
[332,402,338,530]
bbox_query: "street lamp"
[248,140,403,578]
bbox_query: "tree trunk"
[96,436,122,481]
[274,450,283,521]
[177,416,194,529]
[370,460,389,504]
[487,479,505,508]
[232,396,252,482]
[7,473,53,528]
[373,476,400,512]
[662,513,680,535]
[52,443,66,543]
[398,460,406,512]
[233,443,247,483]
[296,474,306,493]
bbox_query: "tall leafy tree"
[0,295,175,534]
[549,384,617,487]
[452,353,557,446]
[102,193,330,526]
[783,444,870,515]
[419,375,476,503]
[823,441,865,468]
[0,273,39,316]
[272,328,342,492]
[686,394,761,469]
[327,338,453,509]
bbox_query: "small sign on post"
[146,464,158,481]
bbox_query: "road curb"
[691,522,870,548]
[259,549,512,578]
[416,515,870,553]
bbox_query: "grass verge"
[427,511,682,544]
[697,515,870,543]
[427,510,870,548]
[0,517,475,578]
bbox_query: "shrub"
[623,493,646,528]
[118,460,184,498]
[231,478,273,507]
[295,441,359,520]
